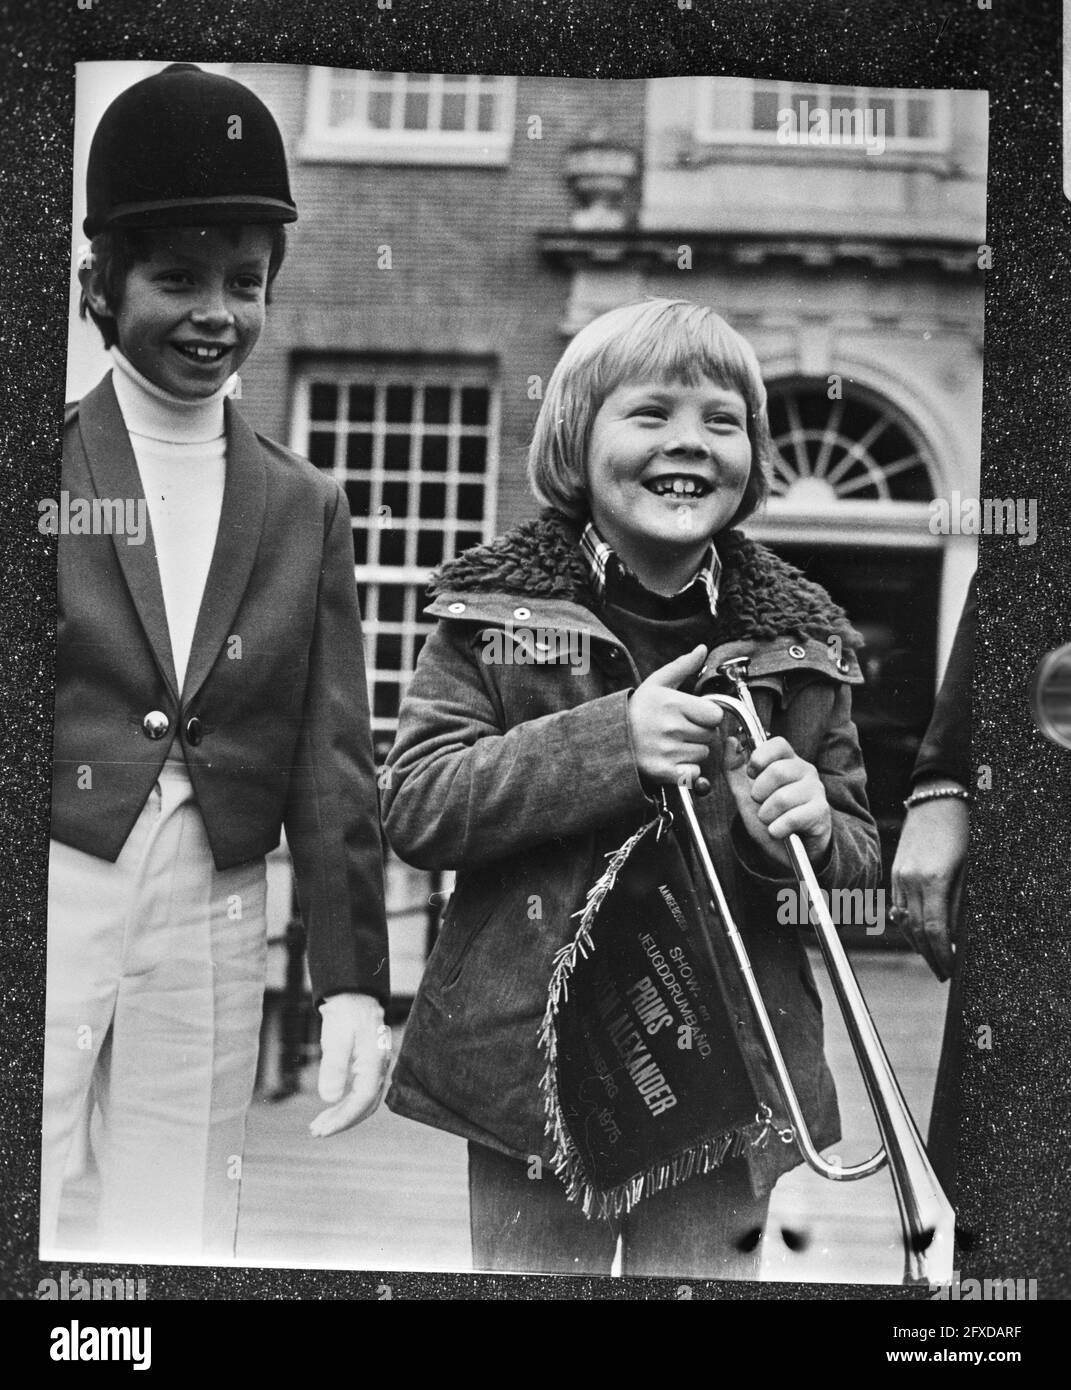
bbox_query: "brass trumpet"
[675,657,954,1287]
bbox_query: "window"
[766,382,935,505]
[301,68,516,164]
[292,363,499,753]
[697,79,949,153]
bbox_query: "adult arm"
[891,572,976,980]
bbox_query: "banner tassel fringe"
[537,817,770,1222]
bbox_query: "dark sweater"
[602,591,716,684]
[599,569,834,883]
[597,576,764,889]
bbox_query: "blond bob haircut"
[528,298,772,528]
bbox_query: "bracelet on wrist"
[903,784,970,811]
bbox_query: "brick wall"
[232,65,647,530]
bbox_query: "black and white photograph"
[46,59,986,1286]
[6,0,1071,1352]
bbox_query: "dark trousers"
[927,947,964,1206]
[468,1142,770,1279]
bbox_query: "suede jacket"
[382,513,881,1197]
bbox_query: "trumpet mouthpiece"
[718,657,751,683]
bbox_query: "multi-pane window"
[302,68,516,164]
[697,79,949,152]
[292,365,498,753]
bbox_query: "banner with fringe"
[540,813,773,1220]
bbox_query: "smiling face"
[86,225,274,400]
[585,376,753,592]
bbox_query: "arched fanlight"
[766,382,936,505]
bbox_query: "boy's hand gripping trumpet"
[675,657,955,1287]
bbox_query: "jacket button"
[447,602,466,614]
[185,716,203,746]
[513,607,531,621]
[142,710,170,740]
[836,656,851,674]
[788,644,807,660]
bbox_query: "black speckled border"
[3,0,1067,1303]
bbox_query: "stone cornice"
[539,230,980,276]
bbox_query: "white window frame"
[291,361,500,746]
[695,78,951,154]
[300,67,517,165]
[749,377,941,550]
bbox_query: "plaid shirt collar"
[579,521,721,618]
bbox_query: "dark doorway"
[765,542,943,947]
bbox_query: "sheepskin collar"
[430,512,861,648]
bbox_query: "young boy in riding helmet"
[42,64,389,1263]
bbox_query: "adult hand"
[721,733,832,869]
[890,788,968,982]
[627,645,723,789]
[310,992,392,1138]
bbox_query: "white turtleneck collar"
[109,347,234,445]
